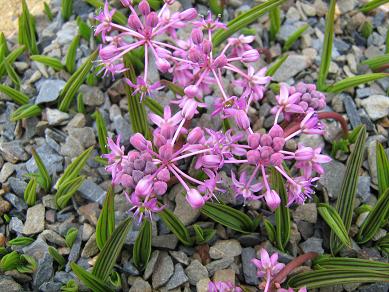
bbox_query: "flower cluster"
[96,1,331,221]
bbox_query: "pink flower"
[264,189,281,211]
[94,1,116,42]
[287,177,318,206]
[126,192,164,223]
[295,145,331,177]
[208,281,242,292]
[186,189,205,208]
[149,106,184,139]
[125,77,163,101]
[231,171,262,201]
[193,11,227,31]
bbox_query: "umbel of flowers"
[95,0,331,222]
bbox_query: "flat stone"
[360,95,389,121]
[23,237,53,287]
[196,278,211,292]
[272,55,309,82]
[81,233,99,258]
[343,94,361,129]
[56,21,79,45]
[241,247,259,285]
[185,259,209,285]
[61,136,84,158]
[8,177,28,197]
[173,184,200,226]
[356,176,371,202]
[152,234,178,250]
[206,257,234,275]
[0,199,11,216]
[144,250,160,280]
[78,203,100,226]
[35,79,66,104]
[80,85,105,106]
[166,263,189,290]
[65,225,83,272]
[293,203,317,223]
[0,162,14,183]
[0,276,23,292]
[113,116,133,143]
[9,217,24,234]
[42,195,57,210]
[26,143,63,175]
[299,237,324,254]
[213,269,235,284]
[169,251,190,266]
[41,230,66,246]
[318,160,346,199]
[23,204,45,235]
[46,108,70,125]
[82,223,95,241]
[151,251,174,289]
[78,179,106,205]
[359,282,389,292]
[209,239,242,259]
[129,278,152,292]
[0,141,28,163]
[66,113,86,128]
[68,127,96,148]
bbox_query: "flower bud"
[155,47,171,58]
[146,12,159,28]
[234,110,250,130]
[272,137,285,152]
[187,127,204,144]
[120,0,131,7]
[269,124,284,138]
[212,54,227,68]
[186,189,205,209]
[202,40,212,54]
[128,14,143,31]
[184,85,199,98]
[156,58,170,73]
[164,0,175,4]
[248,133,261,149]
[270,153,283,166]
[260,146,274,160]
[247,150,260,164]
[179,8,197,21]
[242,49,260,63]
[153,133,167,148]
[120,174,134,188]
[99,44,118,60]
[144,161,157,175]
[265,189,280,211]
[159,144,174,161]
[191,29,203,45]
[157,168,170,182]
[202,155,222,169]
[135,176,153,197]
[260,134,272,147]
[130,133,149,151]
[153,181,168,195]
[295,146,314,161]
[138,0,150,15]
[182,98,198,120]
[188,47,204,63]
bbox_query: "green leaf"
[31,55,65,71]
[65,35,80,73]
[124,54,151,139]
[386,29,389,54]
[357,188,389,244]
[65,227,79,248]
[58,50,98,112]
[77,93,85,114]
[0,32,9,56]
[160,80,185,96]
[271,168,291,251]
[201,202,255,234]
[193,224,216,245]
[209,0,223,16]
[71,263,114,292]
[8,237,34,246]
[31,148,51,192]
[313,255,389,272]
[11,104,42,121]
[376,142,389,196]
[143,97,164,116]
[266,55,288,77]
[283,24,309,52]
[4,59,21,89]
[84,0,127,25]
[96,186,115,250]
[48,246,66,268]
[269,7,281,40]
[77,16,92,41]
[263,219,276,243]
[44,2,54,21]
[133,220,152,271]
[0,84,29,105]
[92,217,132,282]
[288,269,389,289]
[61,279,78,292]
[24,177,37,207]
[318,203,351,248]
[330,125,366,254]
[360,0,389,13]
[93,109,108,154]
[159,208,193,246]
[62,0,73,21]
[19,0,38,54]
[317,0,335,91]
[212,0,286,47]
[0,251,20,271]
[55,146,93,188]
[361,54,389,70]
[361,21,373,39]
[377,234,389,255]
[108,271,122,288]
[0,45,26,77]
[16,254,37,274]
[56,176,86,209]
[326,73,389,93]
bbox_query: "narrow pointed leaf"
[65,35,80,73]
[4,59,21,88]
[283,24,309,52]
[133,219,152,271]
[62,0,73,21]
[267,55,288,77]
[376,142,389,195]
[317,0,335,90]
[77,16,92,40]
[360,0,389,13]
[44,2,53,21]
[269,7,281,40]
[31,148,51,192]
[326,73,389,93]
[10,104,42,121]
[48,246,66,268]
[56,176,86,209]
[263,219,276,243]
[361,54,389,70]
[144,97,163,116]
[31,55,64,71]
[93,109,108,154]
[65,227,79,248]
[313,256,389,272]
[0,45,26,77]
[0,84,29,105]
[159,208,193,246]
[8,237,34,246]
[160,80,185,96]
[330,125,366,254]
[92,217,132,282]
[24,178,37,206]
[71,263,114,292]
[96,186,115,250]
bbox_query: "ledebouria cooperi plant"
[96,0,332,222]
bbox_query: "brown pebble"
[0,233,6,246]
[0,199,11,216]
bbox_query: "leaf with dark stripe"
[376,142,389,196]
[96,186,115,250]
[133,220,152,271]
[71,263,114,292]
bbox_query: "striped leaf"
[8,237,34,246]
[65,35,80,73]
[376,142,389,196]
[377,234,389,255]
[56,176,86,209]
[44,2,53,21]
[317,0,335,91]
[31,55,64,71]
[159,208,193,246]
[62,0,73,21]
[0,45,26,77]
[133,220,152,271]
[330,125,366,254]
[48,246,66,268]
[326,73,389,93]
[0,84,29,105]
[19,0,38,54]
[24,178,37,207]
[77,16,92,40]
[144,97,164,116]
[31,148,51,192]
[93,109,108,154]
[71,263,114,292]
[283,24,309,52]
[10,104,42,121]
[313,256,389,272]
[361,54,389,70]
[267,55,288,77]
[360,0,389,13]
[269,6,281,40]
[4,59,21,89]
[92,217,132,282]
[96,186,115,250]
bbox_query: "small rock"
[293,203,317,223]
[78,179,106,205]
[144,250,160,280]
[297,221,314,240]
[8,177,28,197]
[42,195,57,210]
[56,21,79,45]
[82,223,95,241]
[113,116,133,143]
[9,217,24,234]
[206,257,234,275]
[196,278,211,292]
[0,199,11,216]
[185,259,209,285]
[23,204,45,235]
[0,276,23,292]
[46,108,70,125]
[68,127,96,148]
[213,269,235,284]
[272,55,309,82]
[151,251,174,289]
[41,230,66,246]
[356,176,371,202]
[80,85,105,106]
[0,162,14,183]
[169,251,190,266]
[0,141,28,163]
[360,95,389,121]
[81,233,99,258]
[241,247,259,285]
[166,263,189,290]
[35,80,66,104]
[209,240,242,259]
[61,136,84,158]
[65,226,83,272]
[343,94,361,129]
[173,184,200,225]
[152,234,178,250]
[78,203,100,226]
[26,143,63,175]
[129,278,152,292]
[319,160,346,198]
[359,282,389,292]
[66,113,86,128]
[299,237,324,254]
